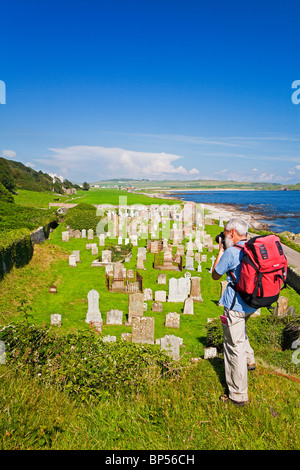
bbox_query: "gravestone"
[155,290,167,302]
[132,316,155,344]
[69,254,77,267]
[72,250,81,263]
[106,309,123,325]
[190,277,203,302]
[128,292,144,324]
[144,288,153,301]
[91,244,98,255]
[121,332,132,341]
[51,314,61,326]
[201,255,207,262]
[102,250,112,263]
[204,347,217,359]
[158,335,181,361]
[127,269,135,279]
[74,230,81,238]
[152,301,163,312]
[157,273,166,284]
[168,276,190,302]
[150,240,159,253]
[136,255,144,270]
[87,229,94,239]
[274,296,290,317]
[103,335,116,342]
[85,289,102,324]
[165,312,180,329]
[185,256,194,271]
[176,245,185,256]
[62,231,69,242]
[183,297,194,315]
[81,229,86,238]
[90,321,102,333]
[186,240,194,256]
[99,234,105,246]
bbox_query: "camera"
[215,231,226,249]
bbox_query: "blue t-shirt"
[215,241,257,314]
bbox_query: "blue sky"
[0,0,300,184]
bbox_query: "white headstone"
[85,289,102,324]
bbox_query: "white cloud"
[25,161,35,168]
[296,165,300,171]
[189,168,199,175]
[1,149,17,159]
[35,145,193,180]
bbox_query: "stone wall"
[287,266,300,295]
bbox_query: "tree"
[82,182,90,191]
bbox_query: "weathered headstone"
[185,256,194,271]
[74,230,81,238]
[128,292,144,324]
[144,288,153,301]
[165,312,180,329]
[183,297,194,315]
[168,276,190,302]
[132,316,155,344]
[204,347,217,359]
[103,335,116,342]
[102,250,112,263]
[87,229,94,239]
[152,301,163,312]
[158,335,181,361]
[62,231,69,242]
[106,309,123,325]
[69,254,77,267]
[155,290,167,302]
[72,250,81,263]
[51,314,61,326]
[274,296,289,317]
[81,229,86,238]
[157,273,166,284]
[190,277,203,302]
[85,289,102,324]
[91,244,98,255]
[99,234,105,246]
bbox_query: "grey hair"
[225,218,248,236]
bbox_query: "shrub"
[0,182,14,203]
[64,203,103,232]
[0,323,170,402]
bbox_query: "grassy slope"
[1,190,299,450]
[13,188,181,209]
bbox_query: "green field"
[13,188,181,209]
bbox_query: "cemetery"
[7,199,296,365]
[47,201,232,360]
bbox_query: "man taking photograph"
[211,218,257,406]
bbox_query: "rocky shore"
[200,202,271,231]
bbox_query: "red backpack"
[229,234,288,309]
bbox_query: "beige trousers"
[221,308,255,403]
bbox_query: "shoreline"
[143,191,272,231]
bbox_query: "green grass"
[1,357,299,450]
[0,216,299,451]
[13,189,73,208]
[13,188,181,209]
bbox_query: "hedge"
[0,229,34,281]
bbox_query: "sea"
[170,190,300,234]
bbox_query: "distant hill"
[91,178,285,191]
[0,157,77,194]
